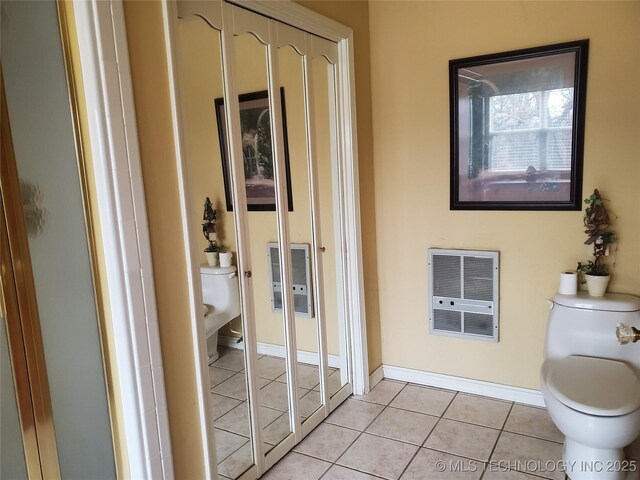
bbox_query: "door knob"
[243,271,252,278]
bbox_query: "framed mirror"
[450,40,589,210]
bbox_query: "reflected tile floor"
[210,346,331,479]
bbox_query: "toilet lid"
[546,356,640,416]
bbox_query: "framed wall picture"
[215,88,293,212]
[450,40,589,210]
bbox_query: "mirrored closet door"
[166,1,360,477]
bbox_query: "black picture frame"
[215,88,294,212]
[450,40,589,210]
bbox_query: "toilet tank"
[200,265,240,318]
[545,292,640,374]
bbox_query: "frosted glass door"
[1,1,115,477]
[0,293,28,480]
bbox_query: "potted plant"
[202,197,220,266]
[577,189,616,297]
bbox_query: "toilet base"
[207,330,221,364]
[564,438,626,480]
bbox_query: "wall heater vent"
[428,248,499,342]
[267,243,314,318]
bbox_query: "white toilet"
[541,292,640,480]
[201,265,241,363]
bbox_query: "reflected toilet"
[201,265,241,362]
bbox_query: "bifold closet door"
[173,6,259,478]
[308,47,353,405]
[230,24,294,452]
[224,1,355,461]
[171,2,356,477]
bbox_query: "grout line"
[499,402,515,431]
[213,433,250,465]
[329,382,410,476]
[211,360,563,479]
[396,392,458,479]
[501,429,564,445]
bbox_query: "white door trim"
[73,1,172,478]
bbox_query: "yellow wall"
[369,1,640,389]
[123,2,206,479]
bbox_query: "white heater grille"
[428,248,499,341]
[267,243,314,318]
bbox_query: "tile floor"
[263,379,640,480]
[211,352,640,480]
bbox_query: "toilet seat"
[546,355,640,417]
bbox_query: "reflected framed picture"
[215,88,293,212]
[450,40,589,210]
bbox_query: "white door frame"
[74,1,172,478]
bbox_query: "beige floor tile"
[313,369,344,396]
[215,403,281,438]
[212,347,246,371]
[212,373,249,401]
[214,428,248,463]
[483,470,546,480]
[503,404,564,443]
[337,433,419,479]
[366,406,438,445]
[211,393,242,420]
[322,465,384,480]
[260,381,310,412]
[293,423,360,462]
[209,366,236,388]
[300,390,322,418]
[354,380,406,406]
[263,412,293,447]
[424,418,499,461]
[491,432,564,480]
[260,381,290,411]
[297,363,322,390]
[325,398,384,431]
[218,442,254,479]
[257,355,287,380]
[262,452,330,480]
[444,393,512,429]
[390,385,455,416]
[401,448,482,480]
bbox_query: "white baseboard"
[218,335,342,369]
[380,364,545,407]
[368,365,384,390]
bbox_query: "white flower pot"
[205,251,219,267]
[585,274,610,297]
[219,252,233,268]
